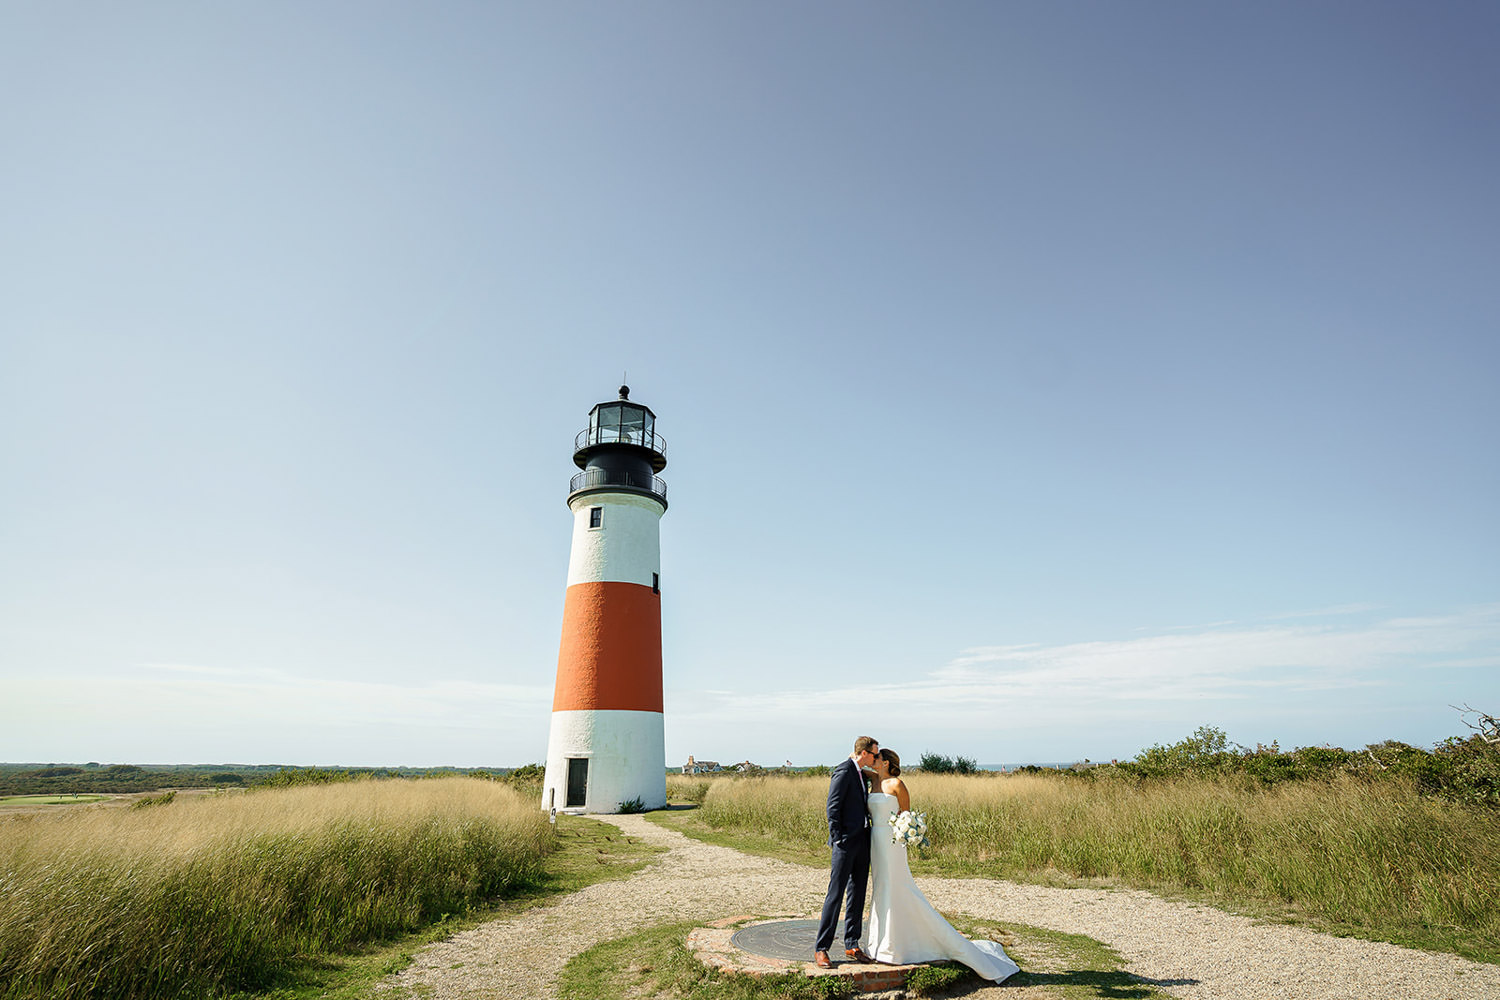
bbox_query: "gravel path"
[384,814,1500,1000]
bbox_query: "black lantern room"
[568,385,668,508]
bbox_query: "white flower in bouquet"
[887,809,930,849]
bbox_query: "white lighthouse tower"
[541,385,668,814]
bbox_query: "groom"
[813,735,879,968]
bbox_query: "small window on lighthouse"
[589,507,603,529]
[652,572,660,594]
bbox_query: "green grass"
[649,772,1500,965]
[0,795,109,806]
[556,914,1176,1000]
[0,778,624,1000]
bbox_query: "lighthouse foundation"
[542,709,666,814]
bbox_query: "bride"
[861,749,1019,982]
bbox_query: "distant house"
[681,755,722,774]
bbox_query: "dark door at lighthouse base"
[566,758,588,808]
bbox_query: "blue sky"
[3,3,1496,767]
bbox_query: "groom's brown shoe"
[814,951,833,969]
[845,947,873,964]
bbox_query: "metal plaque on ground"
[729,919,821,962]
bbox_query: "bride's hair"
[879,748,901,778]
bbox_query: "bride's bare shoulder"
[881,776,906,794]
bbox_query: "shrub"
[919,752,953,772]
[503,763,545,784]
[918,753,978,774]
[617,796,647,814]
[1126,725,1235,777]
[131,790,176,809]
[1427,733,1500,806]
[497,763,544,798]
[1112,723,1500,808]
[252,767,396,788]
[1290,743,1352,771]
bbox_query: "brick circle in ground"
[688,916,920,994]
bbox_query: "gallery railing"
[568,467,668,506]
[574,426,667,460]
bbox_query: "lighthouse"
[541,386,669,814]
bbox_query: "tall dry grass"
[665,774,711,805]
[697,772,1500,957]
[0,777,553,999]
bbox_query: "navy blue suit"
[814,757,870,953]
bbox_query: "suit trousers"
[814,833,870,953]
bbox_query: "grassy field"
[0,795,109,807]
[661,770,1500,964]
[0,777,559,999]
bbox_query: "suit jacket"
[826,757,870,848]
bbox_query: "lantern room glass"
[590,402,653,446]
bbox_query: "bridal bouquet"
[888,809,930,849]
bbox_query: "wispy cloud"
[931,607,1498,698]
[669,604,1500,740]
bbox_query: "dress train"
[861,792,1019,982]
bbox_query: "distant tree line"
[0,764,244,797]
[0,762,545,797]
[10,709,1492,807]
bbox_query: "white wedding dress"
[861,792,1019,982]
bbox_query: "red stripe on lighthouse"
[553,580,663,712]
